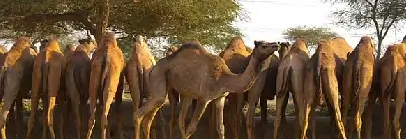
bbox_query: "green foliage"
[283,26,338,47]
[0,0,244,51]
[325,0,406,58]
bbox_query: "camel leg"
[393,77,406,139]
[56,95,66,139]
[302,67,315,139]
[115,74,124,139]
[168,91,178,139]
[86,67,101,139]
[15,96,24,139]
[178,96,192,139]
[126,67,142,139]
[214,96,226,139]
[322,68,346,139]
[273,90,287,139]
[364,95,376,139]
[246,74,266,139]
[291,70,305,138]
[185,100,210,139]
[341,64,352,134]
[66,70,82,139]
[26,69,41,139]
[355,67,373,139]
[42,96,48,139]
[71,99,82,139]
[280,93,289,139]
[141,101,166,139]
[0,73,21,139]
[382,95,391,139]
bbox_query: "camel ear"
[254,41,261,47]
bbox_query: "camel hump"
[225,36,246,51]
[134,35,146,44]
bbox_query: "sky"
[235,0,406,49]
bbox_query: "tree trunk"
[95,0,110,44]
[376,37,383,60]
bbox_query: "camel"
[63,44,76,63]
[341,36,375,139]
[124,35,167,139]
[301,38,353,139]
[64,38,96,139]
[274,38,309,139]
[245,42,292,139]
[0,45,7,54]
[366,43,406,139]
[0,37,36,139]
[132,40,279,139]
[26,37,66,139]
[217,37,251,139]
[86,32,125,139]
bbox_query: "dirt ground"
[4,98,406,139]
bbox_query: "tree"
[326,0,406,59]
[0,0,243,50]
[283,26,338,48]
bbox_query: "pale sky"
[235,0,406,49]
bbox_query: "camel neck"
[221,56,259,93]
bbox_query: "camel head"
[166,45,178,56]
[252,41,280,61]
[78,38,97,53]
[133,35,148,49]
[42,37,61,51]
[64,44,75,53]
[0,45,7,54]
[100,32,118,48]
[277,42,291,58]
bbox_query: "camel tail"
[99,52,109,98]
[383,62,397,98]
[277,66,291,98]
[313,53,324,106]
[352,54,361,100]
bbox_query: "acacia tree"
[326,0,406,59]
[283,26,338,52]
[0,0,243,50]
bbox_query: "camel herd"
[0,32,405,139]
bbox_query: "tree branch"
[382,17,397,38]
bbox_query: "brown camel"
[26,37,66,139]
[124,35,167,139]
[245,42,292,139]
[367,43,406,139]
[64,44,76,63]
[274,38,309,139]
[0,37,36,139]
[301,38,352,139]
[86,32,125,139]
[341,36,375,139]
[218,37,251,139]
[132,40,279,139]
[65,39,96,139]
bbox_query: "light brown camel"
[132,40,280,139]
[124,35,167,139]
[0,45,7,54]
[301,39,352,139]
[65,39,96,139]
[86,32,125,139]
[26,37,66,139]
[274,38,309,139]
[367,43,406,139]
[0,37,36,139]
[341,36,375,139]
[245,42,292,139]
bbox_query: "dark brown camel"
[0,37,36,139]
[341,36,375,139]
[132,40,279,139]
[65,39,96,139]
[86,32,125,139]
[26,37,66,139]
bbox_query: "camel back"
[329,37,353,61]
[166,42,208,59]
[4,37,31,67]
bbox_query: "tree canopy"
[283,26,338,47]
[326,0,406,58]
[0,0,244,50]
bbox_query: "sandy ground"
[4,97,406,139]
